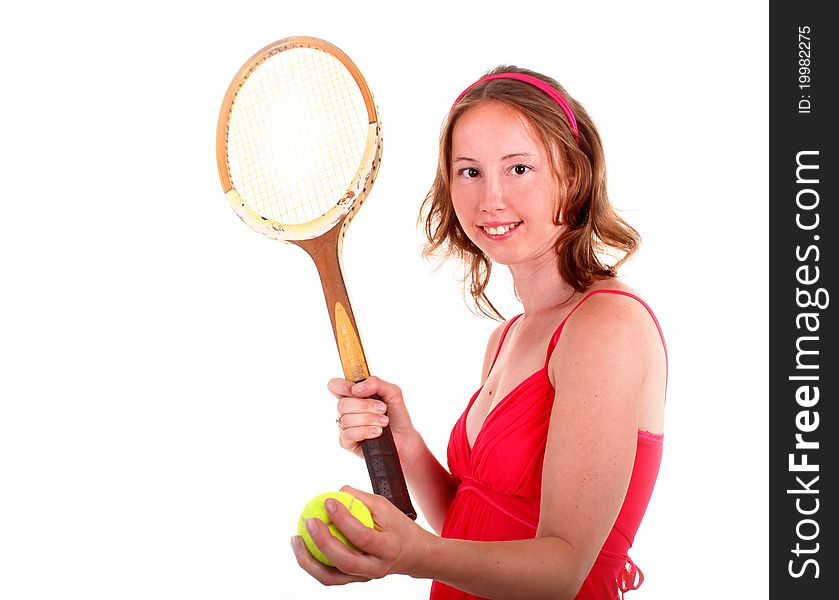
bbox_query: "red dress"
[430,290,667,600]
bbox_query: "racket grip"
[360,423,417,520]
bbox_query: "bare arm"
[330,376,456,532]
[299,296,663,599]
[330,322,507,533]
[415,296,652,597]
[401,433,458,533]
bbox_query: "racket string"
[225,46,370,226]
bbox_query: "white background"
[0,1,767,598]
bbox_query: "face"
[450,101,564,269]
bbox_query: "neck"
[508,253,579,315]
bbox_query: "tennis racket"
[216,36,416,519]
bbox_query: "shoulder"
[567,290,653,337]
[549,283,663,380]
[566,279,659,336]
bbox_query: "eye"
[511,164,532,175]
[457,167,481,178]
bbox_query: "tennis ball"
[297,491,374,566]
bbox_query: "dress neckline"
[464,289,668,453]
[465,367,548,452]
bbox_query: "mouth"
[479,222,521,239]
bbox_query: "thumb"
[340,485,391,524]
[350,376,398,400]
[351,376,409,420]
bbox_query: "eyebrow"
[452,152,535,163]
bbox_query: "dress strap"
[488,314,522,372]
[543,290,668,383]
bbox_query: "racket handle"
[359,417,417,520]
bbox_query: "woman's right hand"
[329,376,419,468]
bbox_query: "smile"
[480,222,521,237]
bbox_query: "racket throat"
[294,225,370,383]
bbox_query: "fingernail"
[324,499,337,513]
[374,401,387,413]
[376,416,389,426]
[353,382,367,393]
[305,518,318,535]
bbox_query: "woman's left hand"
[291,485,433,584]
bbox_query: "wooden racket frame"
[216,36,416,519]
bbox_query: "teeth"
[483,223,516,235]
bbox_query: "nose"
[478,174,505,213]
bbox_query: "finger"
[327,378,355,399]
[351,376,400,399]
[302,517,371,575]
[290,535,369,585]
[338,425,384,453]
[337,412,389,431]
[350,378,409,423]
[339,485,397,527]
[336,396,389,417]
[325,496,379,553]
[338,424,385,445]
[340,485,384,508]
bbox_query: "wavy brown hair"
[420,65,640,320]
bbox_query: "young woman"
[291,66,668,600]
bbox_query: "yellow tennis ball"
[297,491,374,566]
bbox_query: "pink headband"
[452,73,580,144]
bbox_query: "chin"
[481,251,520,267]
